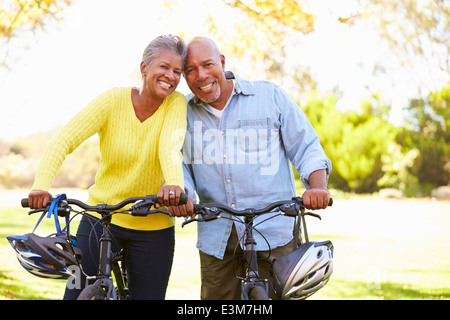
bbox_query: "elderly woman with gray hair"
[27,35,188,299]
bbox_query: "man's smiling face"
[183,39,229,109]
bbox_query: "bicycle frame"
[111,248,128,299]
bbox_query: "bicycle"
[182,196,333,300]
[16,193,187,300]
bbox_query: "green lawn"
[1,195,449,300]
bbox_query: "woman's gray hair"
[142,34,187,67]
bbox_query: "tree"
[400,84,450,192]
[302,92,399,193]
[0,0,72,70]
[341,0,450,95]
[163,0,318,95]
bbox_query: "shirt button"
[223,154,227,159]
[226,229,230,234]
[226,178,231,183]
[231,203,235,208]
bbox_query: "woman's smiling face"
[143,50,183,100]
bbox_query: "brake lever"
[181,207,222,227]
[280,202,322,221]
[28,206,70,217]
[181,217,202,227]
[28,208,48,215]
[302,212,322,220]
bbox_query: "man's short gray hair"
[142,34,187,67]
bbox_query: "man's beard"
[199,86,221,104]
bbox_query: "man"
[171,37,332,300]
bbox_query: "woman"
[28,34,188,299]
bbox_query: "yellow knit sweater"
[32,87,187,230]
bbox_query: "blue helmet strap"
[32,194,68,234]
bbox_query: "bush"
[0,135,99,190]
[431,186,450,200]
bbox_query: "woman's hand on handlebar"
[28,190,52,209]
[166,196,195,218]
[156,185,185,207]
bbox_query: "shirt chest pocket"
[232,118,272,154]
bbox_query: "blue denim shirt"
[183,72,331,259]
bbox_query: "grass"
[310,234,450,300]
[1,194,449,300]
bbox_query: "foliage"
[164,0,318,95]
[300,84,450,195]
[0,132,99,190]
[378,143,420,197]
[0,153,37,188]
[343,0,450,94]
[164,0,450,99]
[398,84,450,194]
[0,0,71,39]
[0,0,72,69]
[224,0,315,33]
[302,92,400,193]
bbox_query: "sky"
[0,0,437,141]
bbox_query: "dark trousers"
[199,225,293,300]
[63,215,175,300]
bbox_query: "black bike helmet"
[8,232,82,279]
[272,240,333,300]
[7,194,81,279]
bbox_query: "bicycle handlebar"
[192,197,332,215]
[183,197,332,226]
[21,193,188,216]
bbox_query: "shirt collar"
[189,71,254,105]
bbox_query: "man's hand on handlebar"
[302,169,331,210]
[302,188,331,210]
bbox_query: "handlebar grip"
[21,197,55,208]
[148,193,188,205]
[21,198,29,208]
[179,193,188,205]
